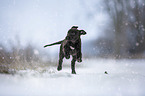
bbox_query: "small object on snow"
[104,71,108,74]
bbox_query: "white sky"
[0,0,108,53]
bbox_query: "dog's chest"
[69,46,77,56]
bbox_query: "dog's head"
[66,29,79,40]
[66,29,87,41]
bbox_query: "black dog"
[44,26,86,74]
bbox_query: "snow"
[136,42,139,46]
[0,59,145,96]
[33,49,39,55]
[0,47,3,50]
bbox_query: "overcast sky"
[0,0,108,53]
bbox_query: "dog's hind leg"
[57,46,64,71]
[57,54,64,71]
[71,56,77,74]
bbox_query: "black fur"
[44,27,86,74]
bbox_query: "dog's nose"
[83,32,87,35]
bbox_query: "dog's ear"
[79,30,87,35]
[71,26,78,29]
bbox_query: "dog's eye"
[71,32,76,35]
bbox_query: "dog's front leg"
[71,56,77,74]
[64,45,71,59]
[77,51,82,62]
[76,41,82,62]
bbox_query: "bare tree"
[128,0,145,54]
[103,0,129,58]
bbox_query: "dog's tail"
[44,40,63,48]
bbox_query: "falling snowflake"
[130,16,134,19]
[134,24,137,28]
[0,47,3,50]
[136,42,139,46]
[141,25,144,28]
[34,49,39,55]
[125,23,128,26]
[93,48,96,51]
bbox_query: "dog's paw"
[57,66,62,71]
[77,58,82,62]
[72,70,76,74]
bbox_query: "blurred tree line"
[92,0,145,58]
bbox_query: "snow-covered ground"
[0,59,145,96]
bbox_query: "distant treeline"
[91,0,145,58]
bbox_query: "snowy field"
[0,59,145,96]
